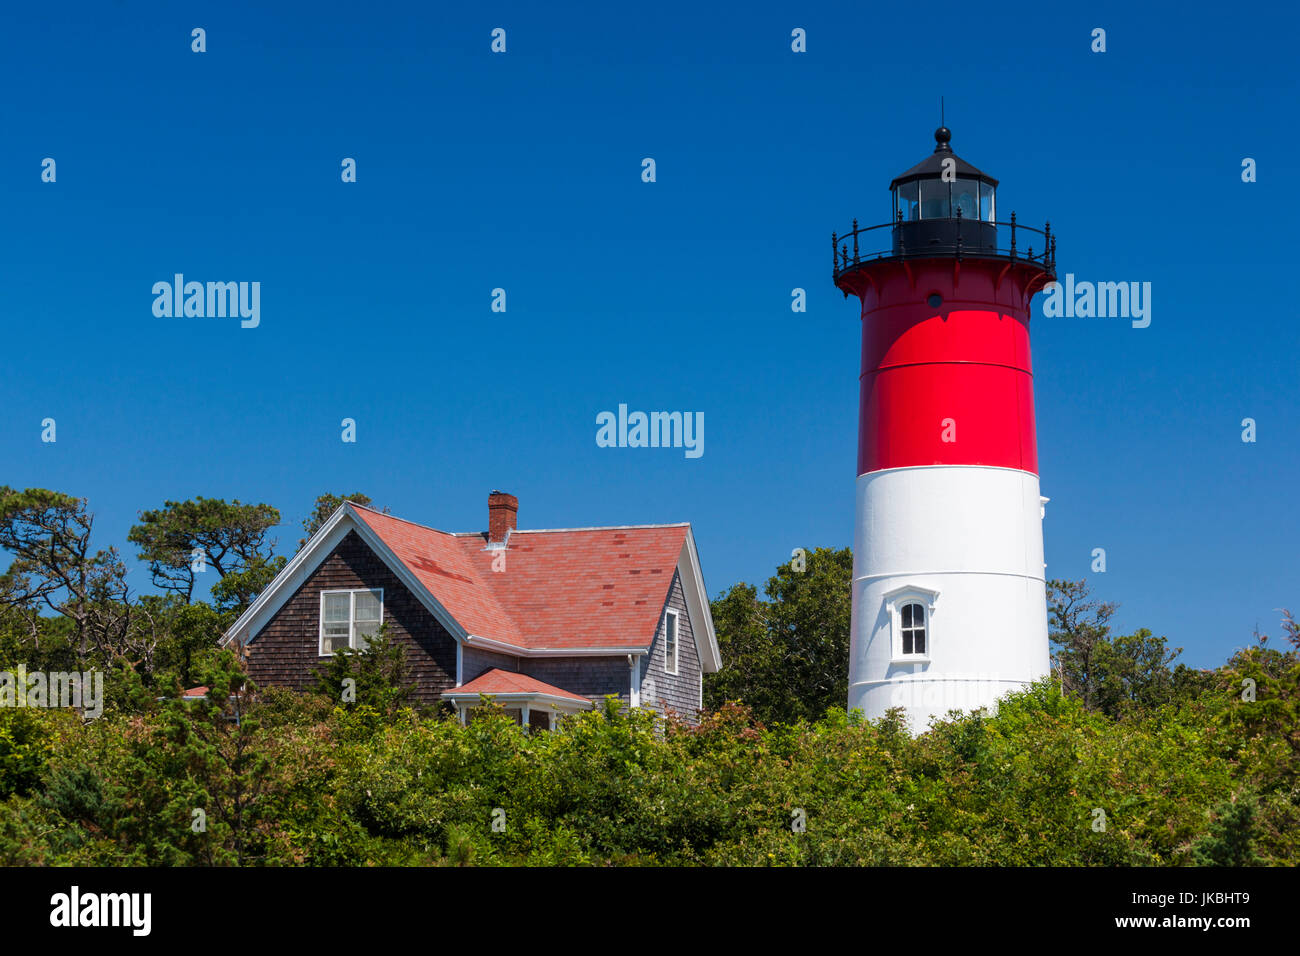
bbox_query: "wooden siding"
[462,645,520,683]
[245,529,457,707]
[524,656,629,702]
[639,570,703,723]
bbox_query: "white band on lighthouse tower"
[847,465,1051,731]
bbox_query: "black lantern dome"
[831,127,1056,287]
[890,127,998,255]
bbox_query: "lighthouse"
[833,126,1056,731]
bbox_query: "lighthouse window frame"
[884,586,938,663]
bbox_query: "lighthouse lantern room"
[833,126,1057,732]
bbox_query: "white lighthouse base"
[847,465,1051,733]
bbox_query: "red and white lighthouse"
[833,127,1057,731]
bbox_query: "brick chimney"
[487,490,518,544]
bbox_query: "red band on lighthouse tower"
[848,260,1042,476]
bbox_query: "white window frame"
[663,608,680,675]
[319,588,384,656]
[883,586,938,664]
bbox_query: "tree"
[210,554,287,620]
[1192,796,1264,866]
[128,497,280,602]
[142,596,225,689]
[314,626,412,715]
[1215,611,1300,792]
[110,651,282,865]
[1047,579,1118,711]
[0,487,156,669]
[766,547,853,722]
[1104,627,1184,713]
[0,574,45,657]
[1048,580,1188,717]
[704,547,852,725]
[300,493,384,548]
[704,583,780,717]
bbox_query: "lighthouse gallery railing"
[832,212,1056,280]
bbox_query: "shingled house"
[221,492,720,727]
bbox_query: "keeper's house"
[221,492,719,727]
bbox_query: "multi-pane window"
[900,602,927,656]
[320,589,383,654]
[664,609,679,675]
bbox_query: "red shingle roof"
[442,668,590,704]
[351,506,687,653]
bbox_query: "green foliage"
[0,651,1294,866]
[0,709,71,799]
[142,596,225,688]
[1192,796,1265,866]
[300,493,384,549]
[0,488,1294,867]
[210,554,287,619]
[127,496,280,602]
[313,626,414,716]
[703,583,776,715]
[1048,579,1200,718]
[0,486,138,668]
[705,547,852,725]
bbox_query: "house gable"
[245,529,458,707]
[224,504,472,652]
[674,532,720,673]
[639,569,704,718]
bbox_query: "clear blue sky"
[2,1,1296,668]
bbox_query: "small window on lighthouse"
[885,587,937,662]
[900,603,927,655]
